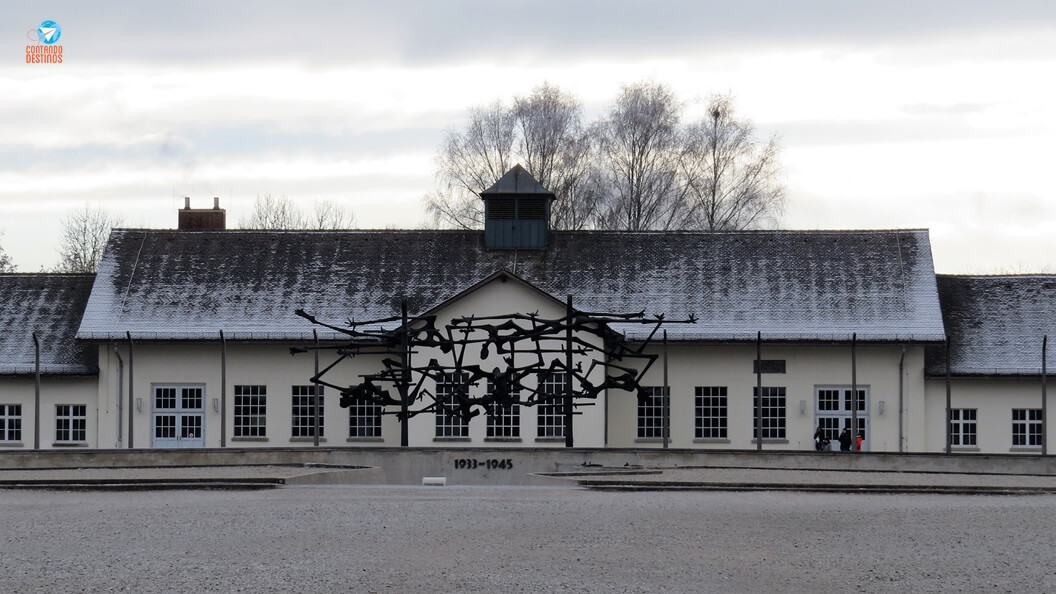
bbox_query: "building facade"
[1,168,1052,453]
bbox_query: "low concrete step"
[0,477,284,491]
[578,481,1056,495]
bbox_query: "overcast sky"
[3,1,1055,272]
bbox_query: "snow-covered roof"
[0,274,97,375]
[927,275,1056,376]
[76,228,946,343]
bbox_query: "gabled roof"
[480,164,554,197]
[77,228,946,342]
[927,275,1056,376]
[0,274,97,375]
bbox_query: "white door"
[152,385,206,448]
[815,386,869,451]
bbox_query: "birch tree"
[683,95,786,230]
[0,232,15,272]
[593,82,690,231]
[56,204,123,273]
[425,81,786,232]
[240,195,354,229]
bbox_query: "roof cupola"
[479,165,555,250]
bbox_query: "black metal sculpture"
[293,295,694,447]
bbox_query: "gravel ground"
[1,486,1054,593]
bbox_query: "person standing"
[814,425,829,451]
[838,427,852,452]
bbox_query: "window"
[348,400,382,438]
[694,387,728,439]
[488,201,515,219]
[950,409,977,447]
[637,387,668,439]
[753,359,786,374]
[291,385,324,438]
[435,373,469,438]
[234,385,267,438]
[1012,409,1043,447]
[752,387,786,440]
[55,404,86,442]
[486,380,520,438]
[0,405,22,442]
[517,198,547,219]
[537,372,567,438]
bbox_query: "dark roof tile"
[77,229,946,342]
[0,274,97,375]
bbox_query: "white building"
[0,167,1052,453]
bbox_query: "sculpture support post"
[565,295,574,448]
[127,331,135,449]
[220,330,227,448]
[945,338,952,455]
[313,329,320,447]
[851,332,857,452]
[756,331,762,452]
[1043,335,1048,456]
[401,299,410,448]
[33,332,40,450]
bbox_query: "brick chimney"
[177,197,226,230]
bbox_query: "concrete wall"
[0,376,97,449]
[925,377,1051,454]
[2,447,1055,485]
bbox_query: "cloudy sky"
[3,1,1055,272]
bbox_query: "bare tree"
[683,95,786,230]
[425,81,786,232]
[56,204,123,273]
[240,195,355,230]
[0,231,15,272]
[425,102,516,229]
[239,194,306,229]
[309,200,354,230]
[514,84,599,230]
[594,82,690,231]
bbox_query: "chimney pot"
[213,196,220,209]
[184,197,191,209]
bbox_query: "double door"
[152,385,205,448]
[815,386,869,451]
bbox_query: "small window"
[950,409,977,446]
[487,201,515,220]
[695,387,728,439]
[517,198,547,219]
[637,387,668,439]
[753,359,786,374]
[0,405,22,442]
[349,401,382,438]
[56,404,87,442]
[537,372,567,438]
[486,380,520,438]
[292,385,324,438]
[234,385,267,438]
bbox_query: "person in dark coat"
[838,427,853,451]
[814,425,829,451]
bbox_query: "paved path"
[2,486,1054,592]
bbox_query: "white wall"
[607,344,926,452]
[0,376,97,449]
[924,377,1051,454]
